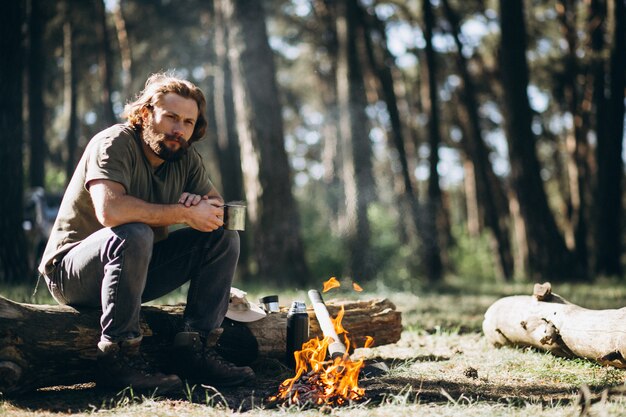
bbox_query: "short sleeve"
[84,128,136,192]
[185,148,214,196]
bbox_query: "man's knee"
[220,229,240,259]
[112,223,154,260]
[200,228,240,265]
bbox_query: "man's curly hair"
[122,73,208,143]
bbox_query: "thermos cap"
[289,300,307,314]
[260,295,279,303]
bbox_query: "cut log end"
[0,361,22,393]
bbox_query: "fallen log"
[0,295,401,394]
[482,282,626,368]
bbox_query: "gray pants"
[45,223,239,343]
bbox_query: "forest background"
[0,0,624,291]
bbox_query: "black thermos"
[286,301,309,368]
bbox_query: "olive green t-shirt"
[38,123,213,276]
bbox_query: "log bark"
[483,283,626,368]
[0,296,401,394]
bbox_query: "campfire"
[268,278,374,407]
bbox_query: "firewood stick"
[308,290,347,358]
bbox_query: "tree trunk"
[313,0,343,228]
[556,0,591,272]
[95,0,116,126]
[587,0,607,274]
[595,0,625,276]
[462,158,481,237]
[483,283,626,368]
[63,2,79,182]
[442,0,514,281]
[212,1,245,207]
[421,0,444,283]
[28,0,46,189]
[0,0,28,282]
[111,0,132,99]
[335,0,376,282]
[498,0,582,281]
[398,58,423,184]
[0,296,401,394]
[224,0,310,286]
[361,7,422,251]
[211,0,249,279]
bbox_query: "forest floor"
[2,279,626,416]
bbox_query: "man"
[38,73,255,393]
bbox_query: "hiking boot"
[173,331,255,387]
[96,338,182,394]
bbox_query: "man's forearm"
[89,180,223,232]
[89,180,187,227]
[96,192,187,228]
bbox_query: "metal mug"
[260,295,279,313]
[223,202,246,231]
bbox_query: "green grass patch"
[2,279,626,416]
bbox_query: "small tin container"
[260,295,279,313]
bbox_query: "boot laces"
[124,350,158,375]
[202,347,239,370]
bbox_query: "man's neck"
[140,137,165,169]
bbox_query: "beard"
[142,117,190,162]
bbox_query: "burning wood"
[309,289,347,358]
[267,287,375,407]
[267,312,371,406]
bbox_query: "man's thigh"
[55,224,154,306]
[142,227,222,302]
[54,227,120,307]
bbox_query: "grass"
[1,278,626,416]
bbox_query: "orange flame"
[268,306,372,406]
[322,277,341,293]
[352,282,363,292]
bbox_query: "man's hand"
[178,192,205,207]
[177,193,225,232]
[183,198,224,232]
[177,193,225,209]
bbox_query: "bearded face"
[142,114,190,162]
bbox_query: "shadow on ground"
[3,357,595,413]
